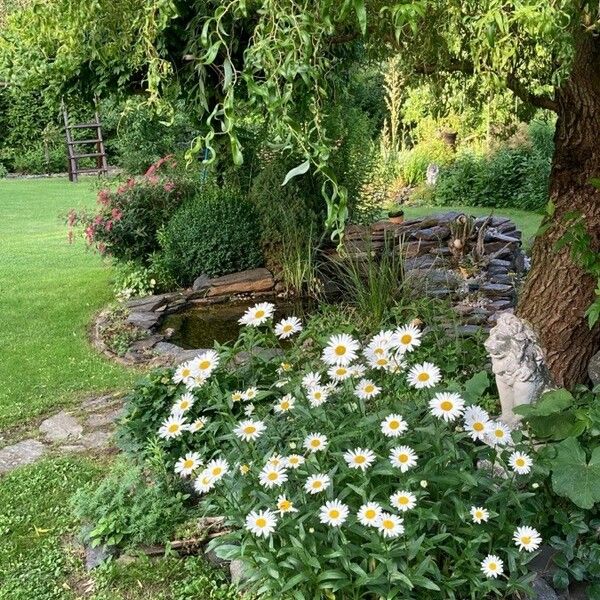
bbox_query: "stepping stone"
[85,409,123,429]
[39,411,83,442]
[0,439,47,474]
[80,431,112,450]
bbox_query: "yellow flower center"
[376,358,387,366]
[212,467,222,476]
[516,458,525,467]
[475,511,483,519]
[256,517,267,528]
[267,472,278,481]
[199,360,211,370]
[244,426,257,435]
[281,401,290,410]
[521,535,531,544]
[401,334,412,345]
[180,400,189,409]
[335,345,347,356]
[279,500,291,511]
[398,496,409,505]
[240,465,249,474]
[314,392,322,400]
[336,368,347,376]
[374,347,385,355]
[354,455,366,464]
[365,509,376,519]
[312,481,322,489]
[182,368,191,377]
[329,509,340,519]
[255,310,265,318]
[389,420,400,430]
[310,439,321,448]
[440,400,453,411]
[382,519,394,530]
[494,429,504,438]
[364,385,375,393]
[473,422,484,431]
[183,459,194,469]
[417,372,430,382]
[283,324,293,332]
[488,562,497,571]
[398,453,409,463]
[168,424,180,433]
[289,457,299,465]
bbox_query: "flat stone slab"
[205,268,274,297]
[85,409,123,429]
[39,411,83,442]
[80,431,113,450]
[0,439,47,474]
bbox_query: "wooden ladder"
[62,100,108,182]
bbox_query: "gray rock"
[489,274,513,285]
[229,559,250,584]
[126,312,160,330]
[480,283,513,297]
[85,409,123,429]
[85,544,112,570]
[411,225,451,241]
[80,431,113,450]
[489,258,513,268]
[532,577,559,600]
[0,439,47,474]
[39,411,83,442]
[484,231,522,244]
[403,255,440,271]
[125,293,171,312]
[589,350,600,386]
[192,274,211,292]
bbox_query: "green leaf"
[463,371,489,402]
[551,437,600,509]
[353,0,367,34]
[282,159,310,186]
[514,389,574,417]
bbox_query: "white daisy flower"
[189,350,219,377]
[393,324,422,353]
[349,363,367,378]
[327,365,352,381]
[239,464,250,475]
[206,458,229,480]
[284,454,305,469]
[234,419,266,442]
[322,333,360,366]
[242,386,258,401]
[387,354,408,374]
[188,417,207,433]
[304,473,330,494]
[175,452,202,477]
[276,495,298,515]
[158,414,187,439]
[172,392,195,414]
[357,502,382,527]
[245,509,278,538]
[365,338,392,358]
[239,302,275,327]
[231,390,244,402]
[513,526,542,552]
[463,406,491,441]
[194,469,216,494]
[365,351,392,370]
[343,448,376,472]
[274,394,295,413]
[486,421,512,446]
[259,465,288,489]
[377,513,404,538]
[355,379,381,400]
[185,374,207,391]
[481,554,504,578]
[407,362,441,389]
[307,385,329,407]
[244,403,255,416]
[172,362,198,385]
[429,392,465,422]
[275,316,302,339]
[319,500,349,527]
[470,506,489,524]
[303,433,328,453]
[381,414,408,437]
[278,362,293,373]
[266,454,285,468]
[302,371,322,389]
[389,445,418,472]
[509,451,533,475]
[390,491,417,512]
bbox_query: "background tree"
[1,0,598,386]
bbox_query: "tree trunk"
[517,34,600,388]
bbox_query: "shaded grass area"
[0,178,136,429]
[402,204,543,247]
[0,457,237,600]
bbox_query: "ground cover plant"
[115,302,555,599]
[0,178,135,429]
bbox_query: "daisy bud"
[420,480,428,488]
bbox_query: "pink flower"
[98,242,107,255]
[98,189,111,206]
[111,208,122,221]
[85,226,95,244]
[104,220,113,232]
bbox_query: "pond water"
[160,298,313,349]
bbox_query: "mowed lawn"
[0,178,135,430]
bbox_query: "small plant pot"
[388,210,404,224]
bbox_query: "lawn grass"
[0,178,136,429]
[401,204,543,246]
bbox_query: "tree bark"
[517,33,600,388]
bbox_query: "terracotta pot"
[389,215,404,224]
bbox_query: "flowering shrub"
[68,156,198,264]
[123,304,550,598]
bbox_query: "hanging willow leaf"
[281,159,310,186]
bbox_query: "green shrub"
[399,138,454,186]
[72,457,192,549]
[161,184,263,285]
[0,163,7,178]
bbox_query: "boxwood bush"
[160,185,264,284]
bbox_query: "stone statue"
[484,313,552,427]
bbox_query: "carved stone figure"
[484,312,552,427]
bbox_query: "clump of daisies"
[147,302,548,599]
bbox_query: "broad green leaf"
[282,159,310,186]
[463,371,489,402]
[551,437,600,509]
[353,0,367,34]
[514,389,574,417]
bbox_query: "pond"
[160,298,313,349]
